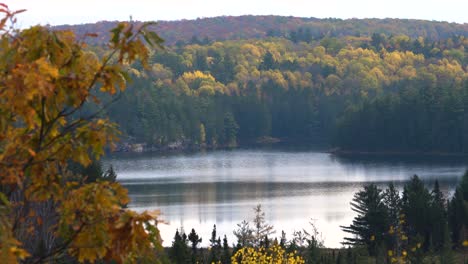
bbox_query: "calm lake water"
[105,146,468,248]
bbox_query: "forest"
[1,4,468,263]
[71,17,468,153]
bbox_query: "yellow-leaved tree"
[0,4,165,263]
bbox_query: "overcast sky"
[7,0,468,27]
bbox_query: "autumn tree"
[0,4,164,263]
[233,220,254,248]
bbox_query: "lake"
[105,146,468,248]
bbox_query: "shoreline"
[112,134,468,158]
[329,148,468,157]
[114,140,468,158]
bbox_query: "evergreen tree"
[223,112,239,147]
[260,235,270,249]
[259,51,277,70]
[383,183,401,226]
[103,165,117,182]
[448,171,468,247]
[439,223,456,264]
[341,184,389,255]
[382,183,401,250]
[221,235,231,264]
[448,189,466,247]
[194,51,208,71]
[188,228,202,264]
[430,180,448,251]
[279,230,287,248]
[170,229,190,264]
[401,175,432,250]
[209,225,222,263]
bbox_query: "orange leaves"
[0,4,25,34]
[105,210,162,263]
[0,6,164,263]
[58,181,160,263]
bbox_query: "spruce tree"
[448,171,468,247]
[401,175,432,250]
[170,229,190,264]
[209,225,221,263]
[383,183,401,251]
[430,180,448,251]
[188,228,202,264]
[221,235,231,264]
[448,189,465,247]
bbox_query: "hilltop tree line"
[55,16,468,45]
[96,31,468,153]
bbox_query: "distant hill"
[53,15,468,45]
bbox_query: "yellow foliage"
[181,71,216,84]
[231,245,305,264]
[179,71,227,96]
[0,5,163,263]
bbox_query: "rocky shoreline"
[113,137,284,154]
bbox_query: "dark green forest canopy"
[65,16,468,153]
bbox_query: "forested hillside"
[67,16,468,153]
[54,15,468,45]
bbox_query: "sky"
[6,0,468,28]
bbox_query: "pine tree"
[341,184,389,256]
